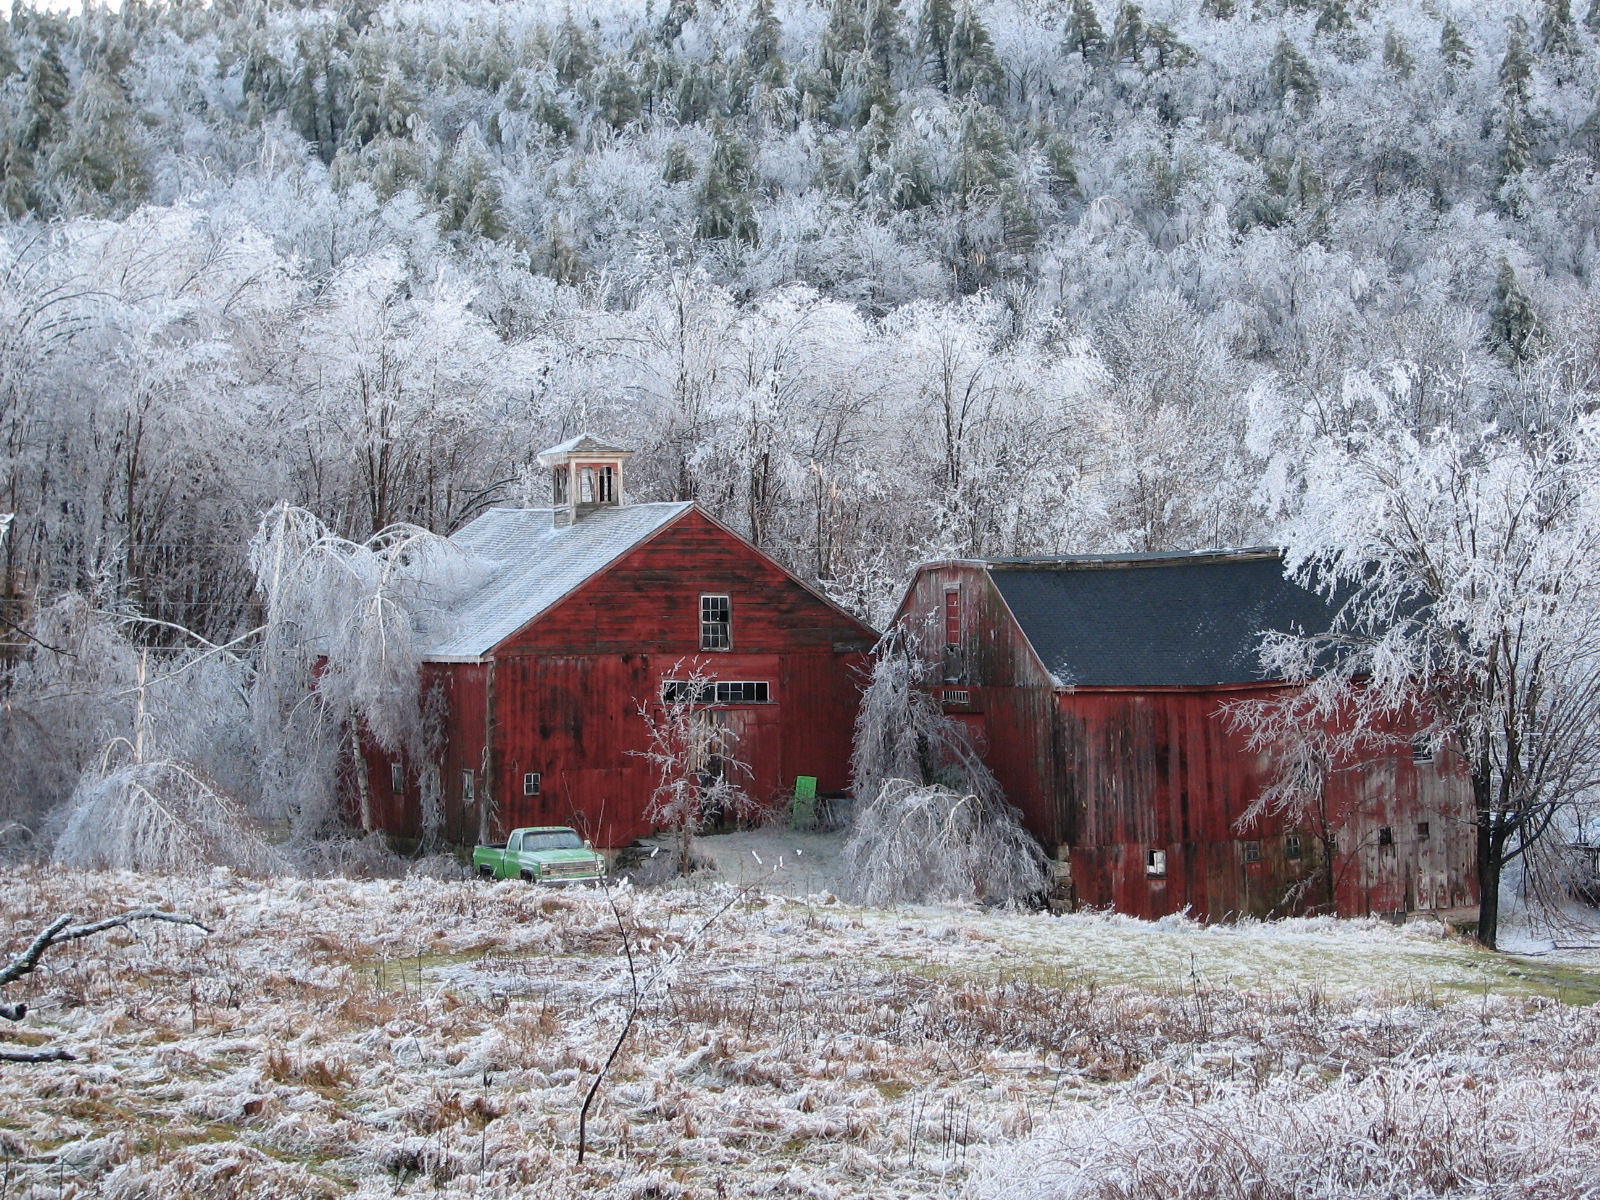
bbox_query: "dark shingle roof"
[984,549,1339,687]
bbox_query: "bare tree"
[631,661,761,875]
[0,908,209,1062]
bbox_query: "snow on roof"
[535,433,633,462]
[427,502,692,661]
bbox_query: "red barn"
[364,436,877,849]
[895,549,1477,921]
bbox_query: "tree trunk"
[1476,771,1502,950]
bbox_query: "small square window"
[390,762,405,793]
[700,594,731,650]
[1412,740,1434,764]
[1417,821,1430,841]
[1286,835,1303,860]
[1378,826,1394,847]
[1242,840,1262,864]
[524,772,541,797]
[462,770,476,804]
[1146,848,1167,878]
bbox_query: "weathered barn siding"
[898,562,1063,845]
[895,557,1478,922]
[363,507,872,848]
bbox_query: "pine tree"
[657,0,697,45]
[1201,0,1236,17]
[0,22,17,81]
[1488,258,1542,364]
[1315,0,1353,36]
[49,69,149,212]
[1145,21,1194,70]
[1500,102,1531,182]
[1383,28,1415,79]
[1110,2,1146,64]
[596,62,641,129]
[1541,0,1581,56]
[1576,100,1600,159]
[1269,34,1319,112]
[865,0,904,76]
[745,0,787,86]
[552,12,596,86]
[663,142,697,183]
[21,43,71,153]
[1499,24,1533,105]
[1064,0,1107,62]
[1440,17,1473,69]
[950,4,1003,100]
[953,102,1014,206]
[1587,0,1600,33]
[696,121,759,244]
[1039,126,1081,200]
[922,0,957,90]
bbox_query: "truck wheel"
[520,869,534,882]
[478,866,494,879]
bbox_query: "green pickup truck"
[474,827,607,884]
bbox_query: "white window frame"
[700,594,732,650]
[524,772,541,797]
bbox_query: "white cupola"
[536,434,634,527]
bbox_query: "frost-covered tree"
[632,662,760,874]
[1240,421,1600,949]
[841,626,1047,906]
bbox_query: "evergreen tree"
[1576,99,1600,159]
[1145,21,1194,70]
[657,0,697,45]
[1201,0,1237,17]
[953,102,1014,206]
[1439,16,1473,69]
[1541,0,1582,56]
[950,4,1003,100]
[21,43,71,153]
[696,121,759,244]
[1588,0,1600,33]
[1499,24,1533,105]
[1499,101,1531,187]
[1315,0,1353,36]
[551,12,596,87]
[343,57,418,150]
[922,0,957,90]
[1488,258,1542,363]
[865,0,904,76]
[596,61,641,129]
[289,33,350,166]
[1383,27,1415,79]
[745,0,787,86]
[1110,2,1146,64]
[1269,34,1319,112]
[1064,0,1107,62]
[663,142,697,184]
[49,69,149,212]
[1039,125,1081,200]
[0,22,17,81]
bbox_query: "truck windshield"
[522,831,584,852]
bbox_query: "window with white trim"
[462,769,475,804]
[390,762,405,793]
[1146,848,1167,878]
[524,772,541,797]
[700,594,731,650]
[662,679,771,705]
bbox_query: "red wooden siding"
[362,508,873,849]
[895,562,1478,922]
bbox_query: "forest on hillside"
[2,0,1600,842]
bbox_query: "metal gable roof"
[427,502,693,661]
[981,550,1340,688]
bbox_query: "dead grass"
[0,868,1595,1198]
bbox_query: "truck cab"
[473,827,607,884]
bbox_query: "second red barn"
[894,549,1478,922]
[364,435,877,849]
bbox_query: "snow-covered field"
[2,867,1599,1199]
